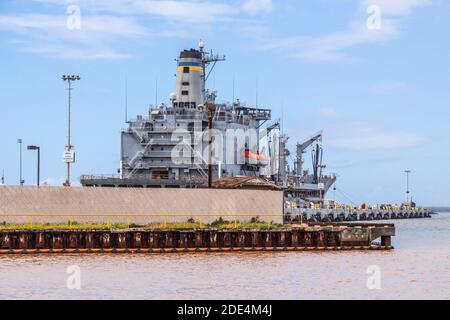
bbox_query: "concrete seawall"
[0,186,284,224]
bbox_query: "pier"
[0,223,395,254]
[285,208,432,223]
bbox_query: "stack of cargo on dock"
[285,207,432,223]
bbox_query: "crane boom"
[295,131,323,177]
[297,131,323,153]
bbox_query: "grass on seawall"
[0,217,286,230]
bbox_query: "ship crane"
[295,131,323,182]
[312,143,325,185]
[264,120,281,173]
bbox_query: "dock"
[285,208,432,223]
[0,186,400,254]
[0,223,395,254]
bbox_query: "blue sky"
[0,0,449,205]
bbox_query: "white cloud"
[4,0,433,61]
[254,19,398,62]
[32,0,239,22]
[136,0,237,22]
[311,109,427,150]
[0,14,148,37]
[3,0,268,60]
[248,0,432,62]
[360,0,432,16]
[331,132,426,150]
[328,121,427,150]
[318,107,338,118]
[371,82,408,94]
[242,0,273,15]
[28,45,130,60]
[0,14,149,59]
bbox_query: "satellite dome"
[199,40,205,49]
[169,92,177,101]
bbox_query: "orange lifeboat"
[244,150,270,166]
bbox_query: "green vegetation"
[208,216,283,229]
[0,221,131,230]
[0,218,287,230]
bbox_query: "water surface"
[1,213,449,300]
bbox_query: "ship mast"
[199,40,225,104]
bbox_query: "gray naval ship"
[80,41,336,206]
[80,42,434,221]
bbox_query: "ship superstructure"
[81,42,336,202]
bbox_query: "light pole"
[17,139,24,186]
[405,170,411,205]
[27,145,40,187]
[62,74,80,187]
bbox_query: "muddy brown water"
[0,212,449,300]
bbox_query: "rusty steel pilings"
[0,227,394,254]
